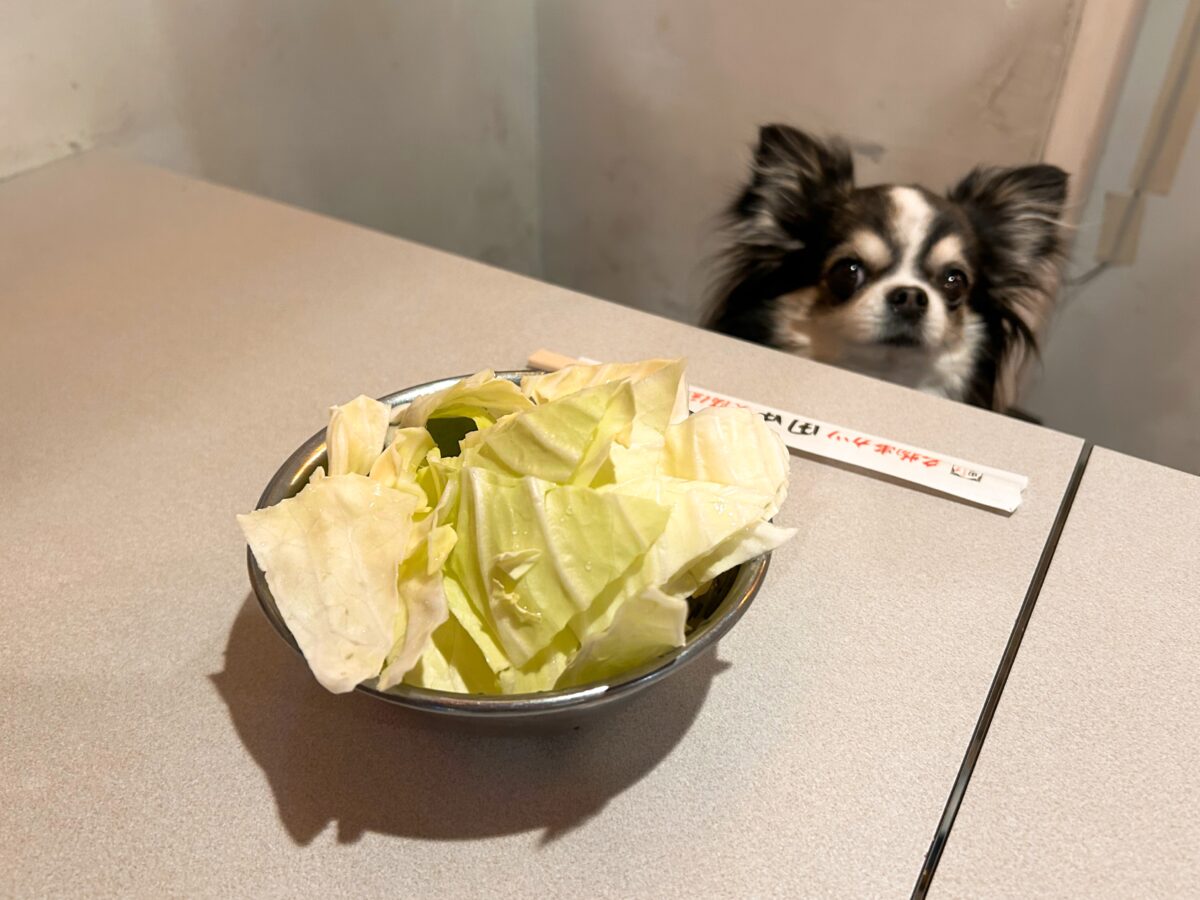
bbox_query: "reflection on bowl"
[246,371,772,725]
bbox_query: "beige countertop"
[931,447,1200,897]
[2,153,1093,897]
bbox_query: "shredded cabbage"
[239,360,795,695]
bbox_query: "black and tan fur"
[707,125,1069,411]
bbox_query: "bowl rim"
[246,369,771,718]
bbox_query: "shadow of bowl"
[212,595,728,845]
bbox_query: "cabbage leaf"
[237,472,420,693]
[327,395,391,477]
[397,369,533,430]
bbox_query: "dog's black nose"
[886,286,928,316]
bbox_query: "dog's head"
[709,125,1069,409]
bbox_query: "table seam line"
[911,439,1095,899]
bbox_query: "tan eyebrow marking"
[926,234,968,274]
[826,230,891,273]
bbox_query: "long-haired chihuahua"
[707,125,1069,412]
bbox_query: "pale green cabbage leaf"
[662,406,791,516]
[521,358,689,433]
[369,427,435,494]
[558,586,688,688]
[397,369,533,430]
[327,395,391,477]
[446,466,669,666]
[573,476,777,640]
[237,471,421,693]
[462,379,637,486]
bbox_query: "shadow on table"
[212,595,724,846]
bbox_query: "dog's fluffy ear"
[731,125,854,251]
[949,165,1068,269]
[949,164,1069,410]
[955,164,1070,328]
[949,165,1069,327]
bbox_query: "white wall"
[16,0,1189,473]
[1,0,541,275]
[535,0,1085,323]
[3,0,1093,309]
[1028,0,1200,475]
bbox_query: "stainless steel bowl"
[247,370,771,724]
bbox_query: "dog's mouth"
[878,332,925,348]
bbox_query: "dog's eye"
[941,269,969,308]
[826,258,867,301]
